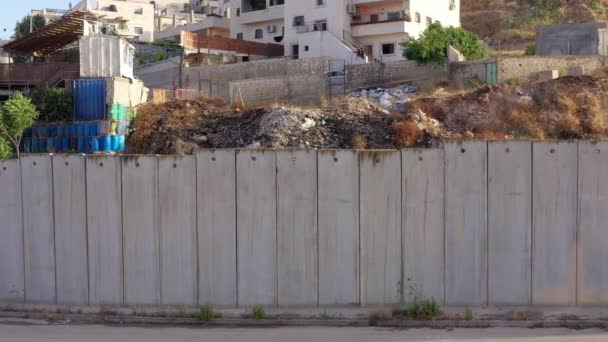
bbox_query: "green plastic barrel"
[108,104,126,121]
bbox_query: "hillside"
[462,0,608,51]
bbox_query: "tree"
[0,93,39,159]
[14,14,46,39]
[401,23,488,65]
[29,87,73,123]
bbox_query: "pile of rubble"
[349,84,417,111]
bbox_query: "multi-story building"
[230,0,460,63]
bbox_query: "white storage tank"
[80,35,135,79]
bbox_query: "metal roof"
[2,11,100,56]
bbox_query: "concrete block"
[277,150,318,306]
[445,142,488,306]
[568,66,585,76]
[318,150,359,306]
[0,159,24,302]
[236,150,277,307]
[402,149,444,304]
[532,142,577,305]
[360,151,402,305]
[159,156,197,306]
[196,150,237,307]
[21,155,55,304]
[52,155,88,305]
[122,156,160,305]
[86,156,123,305]
[577,141,608,305]
[538,69,559,81]
[488,141,532,305]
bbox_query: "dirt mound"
[128,97,399,154]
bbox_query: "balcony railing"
[351,10,411,25]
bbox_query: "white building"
[229,0,460,63]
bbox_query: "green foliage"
[154,51,168,62]
[319,311,331,320]
[0,93,39,159]
[14,14,46,39]
[464,308,473,321]
[590,0,605,14]
[402,298,440,320]
[196,305,214,322]
[502,0,563,29]
[29,87,73,122]
[251,306,265,320]
[525,44,536,56]
[0,138,13,160]
[401,23,488,65]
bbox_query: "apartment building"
[230,0,460,63]
[73,0,230,42]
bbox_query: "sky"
[0,0,73,40]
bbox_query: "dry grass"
[392,121,421,147]
[352,135,367,149]
[503,108,546,139]
[369,307,393,321]
[554,113,582,138]
[583,96,606,135]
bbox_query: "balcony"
[239,5,283,25]
[351,10,410,26]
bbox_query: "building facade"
[229,0,460,63]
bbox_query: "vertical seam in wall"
[119,158,125,305]
[316,151,320,307]
[485,142,489,306]
[442,143,447,306]
[84,157,90,306]
[193,156,199,305]
[529,142,534,305]
[155,157,161,305]
[275,152,279,308]
[400,150,404,305]
[575,142,580,306]
[234,150,239,308]
[158,156,163,305]
[19,158,26,303]
[51,156,57,304]
[358,151,362,307]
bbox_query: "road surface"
[0,325,606,342]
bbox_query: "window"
[314,20,327,31]
[255,29,263,39]
[305,45,309,51]
[236,8,240,16]
[134,27,144,35]
[382,43,395,55]
[270,0,284,5]
[426,17,432,26]
[134,8,143,14]
[317,0,326,5]
[293,16,305,26]
[415,12,420,23]
[236,32,243,40]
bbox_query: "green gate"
[485,62,498,85]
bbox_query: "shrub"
[29,86,73,122]
[524,44,536,56]
[196,305,214,322]
[401,23,488,65]
[251,306,265,320]
[393,121,421,147]
[0,93,39,159]
[403,298,440,320]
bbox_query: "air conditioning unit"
[267,24,277,33]
[346,4,358,14]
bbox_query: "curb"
[0,311,606,329]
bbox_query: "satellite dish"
[100,26,110,35]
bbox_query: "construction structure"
[536,22,608,56]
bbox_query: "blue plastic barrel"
[39,138,47,152]
[31,138,39,153]
[38,126,48,138]
[22,138,31,153]
[88,137,100,153]
[76,123,85,137]
[47,138,55,152]
[101,135,112,152]
[77,136,86,154]
[88,123,98,137]
[60,137,69,152]
[116,135,126,152]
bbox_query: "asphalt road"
[0,325,606,342]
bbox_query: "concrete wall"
[2,142,607,308]
[536,22,607,56]
[135,56,182,90]
[450,56,606,84]
[346,60,447,90]
[229,75,327,106]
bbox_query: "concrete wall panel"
[122,156,160,305]
[532,142,577,305]
[360,151,402,305]
[52,155,88,305]
[577,141,608,305]
[236,150,277,307]
[159,156,197,306]
[488,141,532,305]
[21,155,55,303]
[445,142,488,306]
[86,156,123,305]
[318,151,359,305]
[277,150,318,306]
[0,159,24,302]
[196,150,237,307]
[402,149,444,303]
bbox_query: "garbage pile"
[349,84,417,111]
